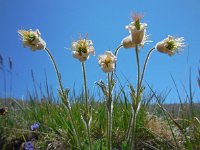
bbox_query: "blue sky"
[0,0,199,102]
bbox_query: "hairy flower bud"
[121,35,136,48]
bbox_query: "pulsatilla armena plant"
[18,29,82,149]
[121,13,184,150]
[18,12,185,150]
[71,34,94,150]
[96,50,118,150]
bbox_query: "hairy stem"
[135,44,141,106]
[45,48,64,94]
[107,73,113,150]
[81,62,92,150]
[114,44,123,56]
[111,44,123,80]
[129,47,155,149]
[82,62,88,112]
[139,47,155,88]
[45,48,81,149]
[130,110,137,150]
[129,45,140,149]
[126,107,133,140]
[86,120,92,150]
[104,45,122,149]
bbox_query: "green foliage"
[0,87,199,150]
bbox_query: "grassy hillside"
[0,92,199,150]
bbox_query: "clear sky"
[0,0,199,102]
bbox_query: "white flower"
[124,13,149,48]
[71,39,94,62]
[156,35,184,56]
[126,22,147,45]
[98,51,117,73]
[18,29,46,51]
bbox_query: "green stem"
[135,44,141,106]
[130,48,155,146]
[106,108,109,150]
[86,121,92,150]
[111,44,123,81]
[130,110,137,150]
[45,48,64,94]
[81,62,92,150]
[139,47,155,88]
[107,109,112,150]
[126,107,133,140]
[107,43,121,150]
[107,73,112,150]
[114,44,123,56]
[45,48,81,149]
[129,45,140,149]
[81,62,88,112]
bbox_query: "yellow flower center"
[20,30,36,42]
[166,40,176,51]
[77,40,88,54]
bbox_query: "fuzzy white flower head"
[156,35,185,56]
[18,29,46,51]
[98,51,117,73]
[125,13,148,45]
[71,37,94,62]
